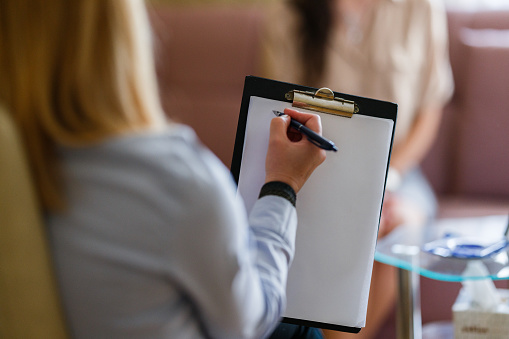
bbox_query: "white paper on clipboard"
[237,95,394,328]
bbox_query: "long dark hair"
[289,0,334,86]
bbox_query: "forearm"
[247,194,298,337]
[190,183,297,339]
[390,106,442,174]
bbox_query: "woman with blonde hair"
[0,0,326,338]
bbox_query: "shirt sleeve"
[418,0,454,109]
[163,142,297,339]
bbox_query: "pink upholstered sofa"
[150,5,509,337]
[416,8,509,334]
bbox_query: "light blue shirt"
[47,125,297,339]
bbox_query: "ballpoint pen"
[273,110,338,152]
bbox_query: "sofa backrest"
[422,10,509,199]
[151,5,265,168]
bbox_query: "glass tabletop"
[374,214,509,282]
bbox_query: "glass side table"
[374,215,509,339]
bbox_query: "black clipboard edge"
[231,75,397,184]
[282,317,361,334]
[230,75,398,332]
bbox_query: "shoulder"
[389,0,446,16]
[263,1,299,38]
[265,1,294,21]
[125,125,235,197]
[61,124,236,207]
[382,0,448,36]
[383,0,445,13]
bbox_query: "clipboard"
[231,76,397,333]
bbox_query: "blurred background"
[150,0,509,8]
[146,0,509,337]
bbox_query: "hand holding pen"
[273,110,338,152]
[265,108,327,193]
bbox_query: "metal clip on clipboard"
[285,87,360,118]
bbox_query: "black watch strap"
[258,181,296,207]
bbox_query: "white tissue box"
[453,287,509,338]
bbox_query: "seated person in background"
[260,0,453,338]
[0,0,326,338]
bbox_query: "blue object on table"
[424,213,509,259]
[423,236,508,259]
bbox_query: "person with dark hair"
[261,0,453,338]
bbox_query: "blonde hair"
[0,0,167,211]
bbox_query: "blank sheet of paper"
[237,96,394,328]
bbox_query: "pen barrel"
[295,123,321,140]
[290,120,337,151]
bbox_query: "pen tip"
[272,110,283,117]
